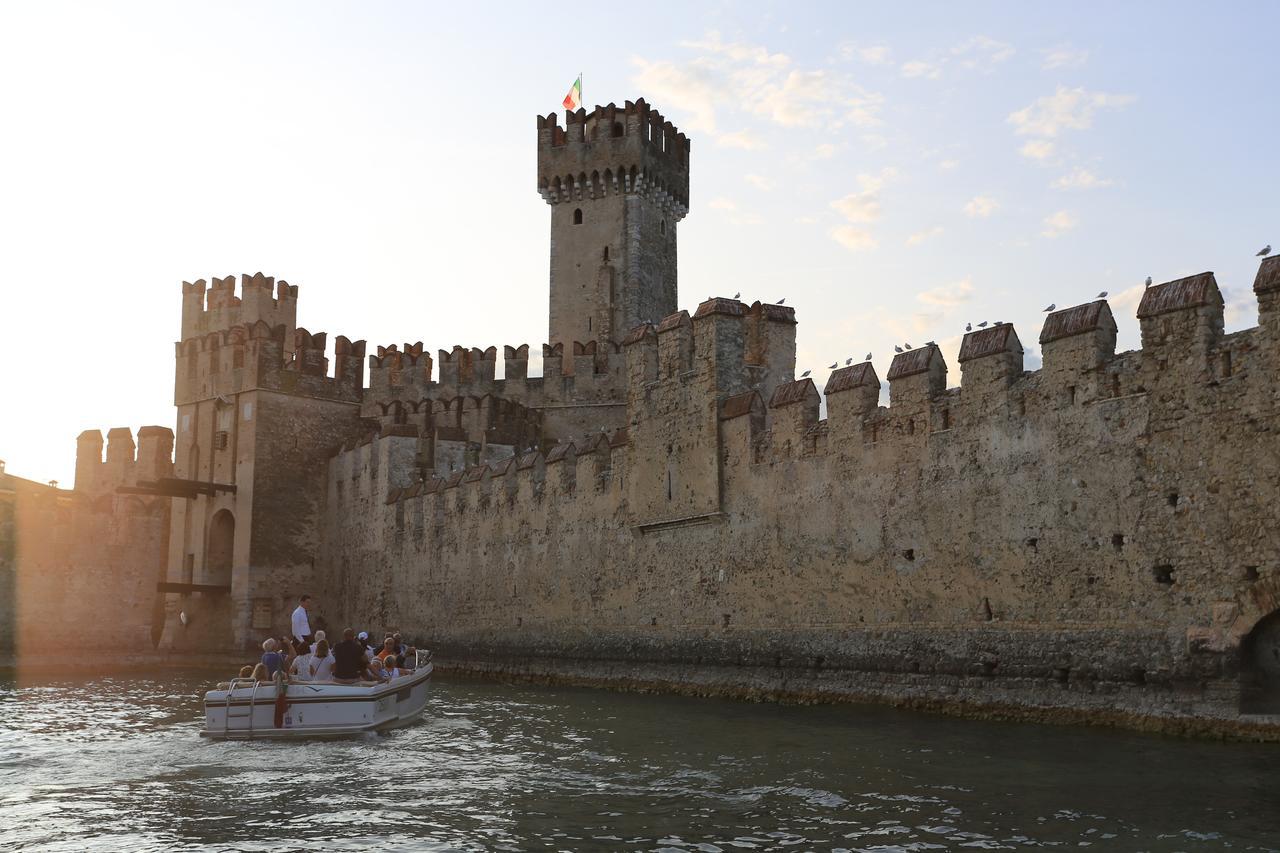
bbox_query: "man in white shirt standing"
[291,594,314,655]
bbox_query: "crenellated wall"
[1,428,174,656]
[316,266,1280,731]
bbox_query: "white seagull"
[1145,276,1153,287]
[1259,244,1272,257]
[894,345,904,353]
[1096,291,1107,298]
[1043,303,1056,312]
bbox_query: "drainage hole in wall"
[902,548,915,562]
[1153,564,1175,585]
[1112,533,1125,551]
[1244,566,1259,582]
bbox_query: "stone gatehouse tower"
[538,99,689,348]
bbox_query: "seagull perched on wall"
[894,345,904,353]
[977,321,988,328]
[904,342,913,350]
[1145,276,1153,287]
[845,358,854,366]
[1096,291,1108,299]
[1043,303,1056,312]
[965,323,972,332]
[864,352,872,361]
[801,369,811,378]
[778,298,787,305]
[828,362,838,369]
[733,291,741,299]
[925,341,936,347]
[1259,244,1272,257]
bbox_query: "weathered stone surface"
[5,100,1280,738]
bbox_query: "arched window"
[573,208,583,225]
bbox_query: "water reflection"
[0,670,1277,851]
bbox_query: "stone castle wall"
[0,428,173,656]
[315,265,1280,731]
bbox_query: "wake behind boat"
[202,658,432,740]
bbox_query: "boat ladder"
[223,677,261,738]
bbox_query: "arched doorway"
[1240,609,1280,713]
[206,509,234,587]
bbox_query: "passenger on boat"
[308,629,327,656]
[291,593,314,655]
[309,639,335,681]
[260,638,290,677]
[289,645,313,681]
[238,665,253,679]
[376,637,398,662]
[366,657,389,683]
[392,632,406,656]
[250,662,270,682]
[383,658,404,679]
[332,628,372,684]
[402,646,418,670]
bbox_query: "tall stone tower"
[538,99,689,348]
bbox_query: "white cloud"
[938,159,959,171]
[906,226,944,247]
[630,31,885,135]
[861,133,888,150]
[861,45,893,65]
[709,197,737,211]
[1041,209,1078,237]
[901,60,941,79]
[716,130,765,150]
[744,173,774,190]
[830,225,878,251]
[951,35,1015,70]
[830,168,898,224]
[1041,44,1090,70]
[814,143,838,158]
[1050,167,1113,190]
[1007,86,1136,137]
[963,195,999,218]
[1019,139,1056,161]
[917,275,974,307]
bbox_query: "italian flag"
[562,75,582,110]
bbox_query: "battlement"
[174,321,365,405]
[537,99,690,218]
[74,425,174,496]
[181,272,298,344]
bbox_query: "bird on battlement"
[1043,303,1055,312]
[778,298,786,305]
[1259,244,1272,257]
[925,341,936,347]
[828,362,838,369]
[864,352,872,361]
[965,322,972,332]
[733,291,741,299]
[904,342,913,350]
[846,358,854,366]
[977,321,988,328]
[801,369,811,378]
[1096,291,1108,299]
[1145,276,1153,287]
[894,345,903,353]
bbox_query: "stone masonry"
[4,98,1280,737]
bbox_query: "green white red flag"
[562,75,582,110]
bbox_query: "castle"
[4,98,1280,736]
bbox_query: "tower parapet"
[181,273,298,346]
[538,99,689,350]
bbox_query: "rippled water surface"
[1,669,1278,851]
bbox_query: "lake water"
[0,668,1277,851]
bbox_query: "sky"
[1,1,1277,484]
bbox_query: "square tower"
[538,99,690,348]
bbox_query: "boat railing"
[222,677,262,738]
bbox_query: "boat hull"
[201,663,432,740]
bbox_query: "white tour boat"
[201,655,433,740]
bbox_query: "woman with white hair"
[308,630,327,656]
[260,637,288,678]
